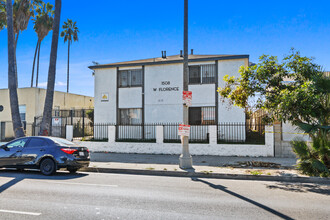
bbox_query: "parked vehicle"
[0,137,89,175]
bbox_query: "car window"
[7,138,28,149]
[49,137,75,146]
[26,138,48,148]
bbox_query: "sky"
[0,0,329,97]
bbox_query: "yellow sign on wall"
[101,93,109,102]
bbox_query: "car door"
[19,137,49,166]
[0,138,29,167]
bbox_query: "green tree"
[39,0,61,136]
[218,50,330,177]
[31,1,54,87]
[0,0,6,31]
[60,18,79,93]
[6,0,25,138]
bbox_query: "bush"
[292,134,330,177]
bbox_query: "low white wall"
[75,141,273,157]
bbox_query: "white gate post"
[66,125,73,141]
[108,125,116,143]
[265,125,275,157]
[156,125,164,144]
[208,125,217,145]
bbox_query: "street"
[0,170,329,220]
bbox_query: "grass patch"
[249,170,263,175]
[145,167,155,170]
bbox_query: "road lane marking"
[39,180,118,188]
[0,209,41,216]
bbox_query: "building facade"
[90,53,249,127]
[0,87,94,138]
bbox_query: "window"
[189,64,216,84]
[189,107,216,125]
[119,69,142,87]
[54,106,60,117]
[119,108,142,125]
[6,138,28,148]
[19,105,26,121]
[26,138,47,148]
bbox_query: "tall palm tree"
[31,2,54,87]
[6,0,25,138]
[11,0,40,87]
[39,0,61,136]
[60,18,79,93]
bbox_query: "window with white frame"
[189,64,216,84]
[119,108,142,125]
[119,69,142,87]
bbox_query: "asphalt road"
[0,170,329,220]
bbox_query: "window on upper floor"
[189,64,216,84]
[119,69,143,87]
[119,108,142,125]
[189,106,216,125]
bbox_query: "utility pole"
[179,0,193,169]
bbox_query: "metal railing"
[217,122,265,144]
[116,124,156,142]
[163,123,209,143]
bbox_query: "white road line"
[0,209,41,216]
[40,181,118,187]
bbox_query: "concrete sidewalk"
[81,152,330,184]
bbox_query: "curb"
[80,167,330,184]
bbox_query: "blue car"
[0,136,90,175]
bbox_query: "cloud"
[38,81,67,87]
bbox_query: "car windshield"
[49,137,76,146]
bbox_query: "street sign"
[178,124,190,137]
[0,105,3,112]
[183,91,192,106]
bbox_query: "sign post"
[179,0,193,169]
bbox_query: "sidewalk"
[80,152,330,184]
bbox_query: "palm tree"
[6,0,25,138]
[60,18,79,93]
[11,0,40,87]
[39,0,61,136]
[31,2,54,87]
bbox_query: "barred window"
[119,69,142,87]
[189,106,216,125]
[119,108,142,125]
[189,64,215,84]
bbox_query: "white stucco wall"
[118,87,142,108]
[94,68,117,124]
[77,142,273,157]
[144,64,183,123]
[188,84,215,107]
[218,59,246,123]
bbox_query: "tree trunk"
[36,40,41,87]
[14,32,19,88]
[6,0,25,138]
[67,40,70,93]
[39,0,61,136]
[31,40,39,87]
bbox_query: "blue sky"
[0,0,329,97]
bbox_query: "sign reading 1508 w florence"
[153,81,179,92]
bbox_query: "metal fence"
[217,122,265,144]
[163,123,209,143]
[116,124,156,142]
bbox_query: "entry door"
[0,138,28,166]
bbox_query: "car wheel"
[40,158,56,176]
[68,168,78,174]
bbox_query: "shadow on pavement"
[191,177,294,220]
[0,169,88,194]
[266,182,330,195]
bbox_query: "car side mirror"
[0,145,9,151]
